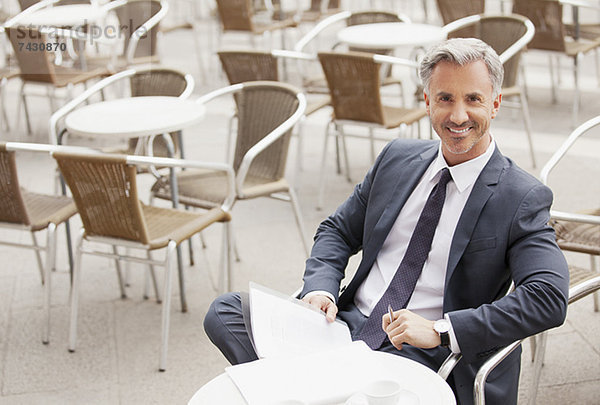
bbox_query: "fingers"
[302,295,338,323]
[324,300,338,323]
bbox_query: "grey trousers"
[203,292,448,369]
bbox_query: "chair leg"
[219,222,233,293]
[592,255,599,312]
[572,54,581,127]
[159,240,177,372]
[317,121,333,210]
[173,243,187,313]
[20,84,33,135]
[528,331,548,405]
[519,90,537,168]
[548,55,557,104]
[339,125,352,183]
[146,250,161,303]
[0,77,10,132]
[42,224,57,344]
[68,229,85,352]
[287,188,310,258]
[112,246,127,299]
[31,232,45,284]
[368,127,376,165]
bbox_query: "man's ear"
[491,93,502,119]
[424,92,430,114]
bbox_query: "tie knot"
[438,168,452,187]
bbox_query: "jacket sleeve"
[300,141,396,301]
[448,184,570,363]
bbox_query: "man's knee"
[203,292,242,341]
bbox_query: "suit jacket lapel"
[445,147,506,287]
[360,145,438,277]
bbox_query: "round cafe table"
[188,350,456,405]
[14,4,105,27]
[336,22,447,51]
[64,96,205,140]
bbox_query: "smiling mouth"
[447,127,472,134]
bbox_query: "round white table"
[188,351,456,405]
[15,4,105,27]
[336,22,447,50]
[65,96,205,139]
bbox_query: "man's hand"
[302,294,338,323]
[382,309,441,350]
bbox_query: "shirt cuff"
[444,313,461,354]
[302,290,336,303]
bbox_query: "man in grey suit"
[204,38,569,405]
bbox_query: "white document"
[248,282,352,359]
[226,340,376,405]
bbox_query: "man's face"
[424,60,501,166]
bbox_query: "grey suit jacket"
[301,138,569,405]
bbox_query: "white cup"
[363,380,401,405]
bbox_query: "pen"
[388,304,395,322]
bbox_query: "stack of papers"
[226,340,374,405]
[247,282,352,359]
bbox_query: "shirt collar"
[428,136,496,193]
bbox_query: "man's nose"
[449,101,469,125]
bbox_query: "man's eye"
[439,96,451,102]
[469,96,481,102]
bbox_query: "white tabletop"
[65,96,206,139]
[188,351,456,405]
[15,4,105,27]
[337,22,447,50]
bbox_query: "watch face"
[435,320,450,334]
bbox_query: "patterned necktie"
[359,168,453,350]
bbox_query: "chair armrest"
[440,14,481,36]
[473,340,522,405]
[127,155,236,210]
[293,10,350,52]
[48,69,136,144]
[550,210,600,225]
[437,352,462,380]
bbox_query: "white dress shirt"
[353,139,496,352]
[305,139,496,352]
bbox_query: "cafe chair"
[217,49,330,177]
[0,142,77,345]
[294,10,411,98]
[443,14,537,167]
[0,65,19,132]
[316,51,428,209]
[540,115,600,312]
[512,0,600,127]
[4,26,109,135]
[436,0,484,38]
[214,0,297,49]
[83,0,169,73]
[150,81,311,260]
[283,0,341,24]
[473,274,600,405]
[53,149,234,372]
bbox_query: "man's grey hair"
[419,38,504,99]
